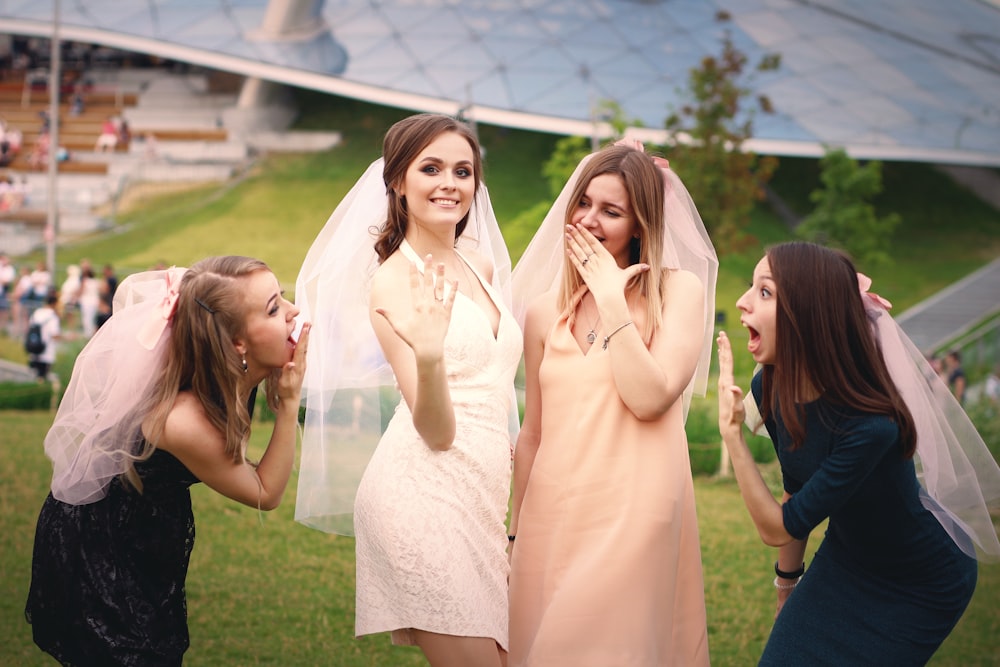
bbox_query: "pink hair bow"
[137,267,187,350]
[614,137,670,170]
[857,272,892,310]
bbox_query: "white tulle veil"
[294,158,514,536]
[511,141,718,416]
[864,294,1000,561]
[44,267,188,505]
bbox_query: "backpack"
[24,321,46,355]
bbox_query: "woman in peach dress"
[509,142,717,666]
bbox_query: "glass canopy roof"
[2,0,999,165]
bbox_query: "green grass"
[3,93,1000,664]
[2,411,996,665]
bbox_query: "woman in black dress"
[25,256,310,666]
[716,241,999,664]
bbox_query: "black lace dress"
[25,448,200,666]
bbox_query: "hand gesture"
[716,331,746,439]
[565,223,649,303]
[277,322,310,403]
[375,255,457,363]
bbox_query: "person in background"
[27,290,60,381]
[77,265,101,338]
[95,263,118,330]
[59,264,82,332]
[0,252,16,333]
[25,256,310,665]
[11,264,33,335]
[943,349,966,404]
[94,115,118,152]
[717,241,999,665]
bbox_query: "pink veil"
[864,296,1000,561]
[44,267,187,505]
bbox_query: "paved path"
[896,256,1000,353]
[937,165,1000,212]
[892,166,1000,353]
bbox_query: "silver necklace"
[581,296,600,345]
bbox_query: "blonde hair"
[126,256,278,489]
[558,144,667,343]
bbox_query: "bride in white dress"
[295,114,520,667]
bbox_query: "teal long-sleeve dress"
[751,373,977,666]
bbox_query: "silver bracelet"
[772,576,799,590]
[602,320,634,350]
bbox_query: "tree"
[542,135,591,199]
[663,11,780,251]
[796,148,900,267]
[541,101,638,198]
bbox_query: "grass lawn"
[3,92,999,665]
[2,411,997,666]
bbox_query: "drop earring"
[241,356,248,374]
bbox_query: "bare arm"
[567,224,704,420]
[371,254,458,451]
[156,323,311,510]
[509,292,557,536]
[775,521,808,618]
[717,330,795,546]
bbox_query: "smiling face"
[571,173,638,268]
[235,270,300,378]
[736,256,778,365]
[397,131,476,238]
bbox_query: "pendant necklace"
[581,296,600,345]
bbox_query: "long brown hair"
[373,113,483,262]
[760,242,916,457]
[558,144,666,343]
[131,257,278,489]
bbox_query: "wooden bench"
[0,88,139,108]
[141,128,228,142]
[0,208,47,225]
[1,153,109,174]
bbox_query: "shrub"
[0,381,53,410]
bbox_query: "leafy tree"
[540,101,640,198]
[542,135,591,198]
[796,148,900,267]
[663,11,780,251]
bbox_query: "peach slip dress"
[354,241,522,648]
[508,291,709,666]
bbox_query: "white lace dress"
[354,243,522,648]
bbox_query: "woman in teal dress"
[716,241,999,664]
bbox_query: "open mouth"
[745,325,760,354]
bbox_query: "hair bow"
[137,267,187,350]
[614,137,670,170]
[857,272,892,310]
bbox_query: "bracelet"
[602,321,634,350]
[773,576,799,591]
[774,561,805,580]
[508,535,516,542]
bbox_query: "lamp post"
[45,0,61,278]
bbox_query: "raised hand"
[375,254,457,363]
[277,321,310,403]
[716,331,746,439]
[565,223,648,303]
